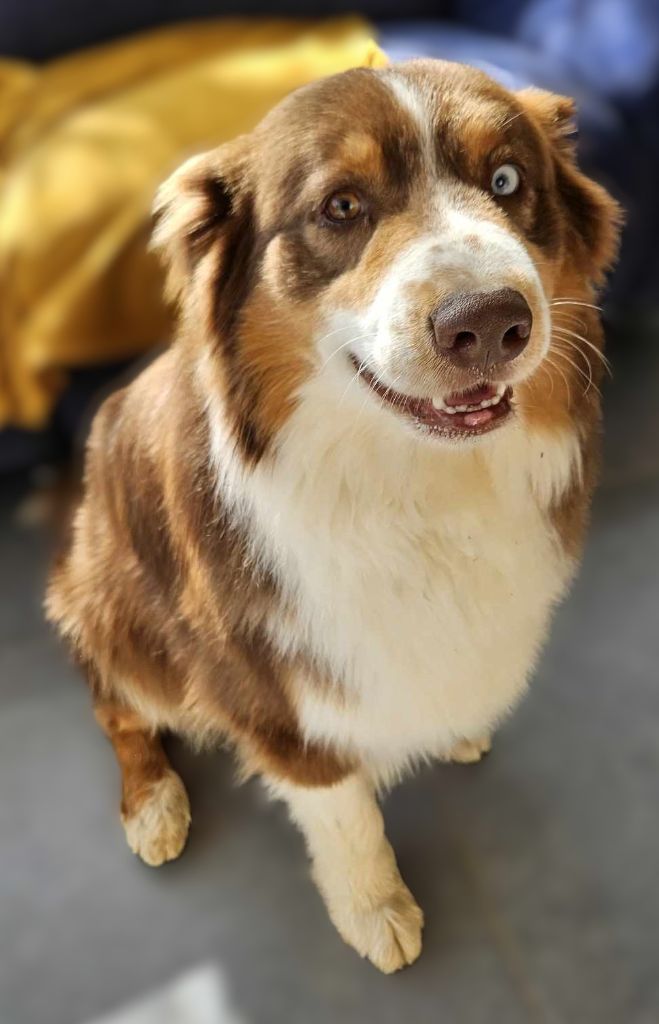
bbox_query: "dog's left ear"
[151,136,252,306]
[517,87,622,286]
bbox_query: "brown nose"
[430,288,532,369]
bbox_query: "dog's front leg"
[94,700,190,867]
[268,773,423,973]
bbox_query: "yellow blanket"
[0,18,384,428]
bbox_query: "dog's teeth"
[439,388,507,416]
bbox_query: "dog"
[46,58,620,973]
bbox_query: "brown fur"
[47,350,352,786]
[94,702,173,822]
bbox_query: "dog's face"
[154,60,619,459]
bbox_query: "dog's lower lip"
[350,356,513,437]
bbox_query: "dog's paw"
[445,734,492,764]
[329,880,424,974]
[122,770,191,867]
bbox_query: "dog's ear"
[151,136,252,306]
[516,88,578,156]
[517,88,622,286]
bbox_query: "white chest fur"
[210,373,580,783]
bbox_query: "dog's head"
[153,59,620,460]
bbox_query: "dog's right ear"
[151,137,252,305]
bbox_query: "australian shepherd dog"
[46,59,619,972]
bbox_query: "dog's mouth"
[352,358,513,438]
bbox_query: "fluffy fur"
[46,59,620,972]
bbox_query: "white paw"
[328,879,424,974]
[122,770,191,867]
[445,734,492,764]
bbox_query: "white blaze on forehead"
[384,72,434,164]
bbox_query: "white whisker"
[552,325,612,377]
[550,298,603,312]
[354,368,406,434]
[551,309,587,331]
[544,353,572,406]
[319,333,376,371]
[538,363,555,401]
[338,357,370,409]
[551,341,600,397]
[315,323,363,347]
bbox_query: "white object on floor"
[83,963,246,1024]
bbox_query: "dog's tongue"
[462,407,495,427]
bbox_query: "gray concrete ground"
[1,333,658,1024]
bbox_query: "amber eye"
[323,190,363,223]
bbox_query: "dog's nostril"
[502,323,529,349]
[454,330,477,352]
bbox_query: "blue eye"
[491,164,521,196]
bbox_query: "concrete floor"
[2,333,658,1024]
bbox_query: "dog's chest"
[243,432,574,775]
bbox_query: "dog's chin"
[349,355,517,443]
